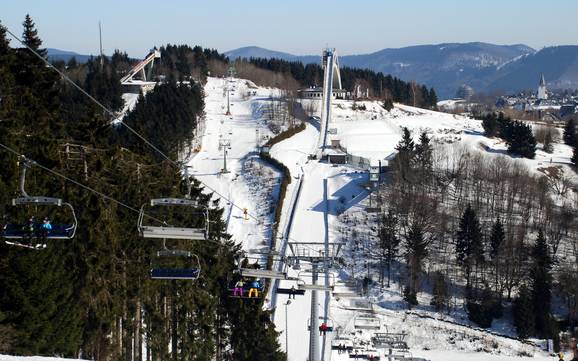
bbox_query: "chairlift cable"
[5,28,262,224]
[0,142,164,224]
[6,28,316,250]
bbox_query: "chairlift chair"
[228,277,265,299]
[150,243,201,280]
[308,317,334,332]
[353,314,381,330]
[138,198,208,240]
[276,279,306,296]
[2,158,78,249]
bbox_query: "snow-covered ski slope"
[187,77,567,361]
[187,77,282,251]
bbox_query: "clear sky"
[3,0,578,58]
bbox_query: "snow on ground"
[270,97,570,361]
[112,93,140,124]
[180,78,569,360]
[304,98,576,182]
[187,77,282,251]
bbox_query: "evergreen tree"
[456,204,484,287]
[404,222,428,307]
[378,210,399,288]
[489,217,504,260]
[482,113,500,137]
[513,285,535,339]
[394,127,415,181]
[507,121,537,159]
[22,15,46,58]
[431,271,449,312]
[531,230,552,338]
[382,98,394,111]
[0,21,10,54]
[428,87,438,109]
[414,131,433,173]
[563,118,577,146]
[543,130,554,153]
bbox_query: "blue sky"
[3,0,578,57]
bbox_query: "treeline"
[120,44,439,110]
[481,113,537,159]
[155,44,227,82]
[240,57,438,109]
[0,16,284,361]
[563,117,578,167]
[340,126,577,344]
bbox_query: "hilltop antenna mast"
[99,21,104,71]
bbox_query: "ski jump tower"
[121,49,161,94]
[317,48,343,157]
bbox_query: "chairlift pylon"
[2,157,78,249]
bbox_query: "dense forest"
[237,57,438,109]
[0,16,284,361]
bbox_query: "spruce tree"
[563,118,577,146]
[507,121,536,159]
[22,15,47,57]
[414,131,433,172]
[431,271,449,312]
[456,204,484,287]
[394,127,415,181]
[513,285,535,339]
[489,217,504,260]
[531,230,552,338]
[482,113,500,137]
[378,210,399,288]
[404,222,428,307]
[0,21,10,54]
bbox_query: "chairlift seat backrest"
[12,196,63,206]
[3,223,74,239]
[157,249,192,257]
[150,268,200,280]
[298,283,334,291]
[239,268,288,280]
[140,226,206,240]
[150,198,198,207]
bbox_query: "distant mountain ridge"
[47,48,95,63]
[226,43,578,98]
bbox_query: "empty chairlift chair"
[353,314,381,330]
[150,247,201,281]
[138,198,208,240]
[2,158,77,249]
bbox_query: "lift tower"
[287,242,343,361]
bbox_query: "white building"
[538,74,548,100]
[298,86,349,100]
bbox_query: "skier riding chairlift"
[319,322,329,336]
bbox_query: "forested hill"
[138,44,438,110]
[0,16,284,361]
[238,57,438,109]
